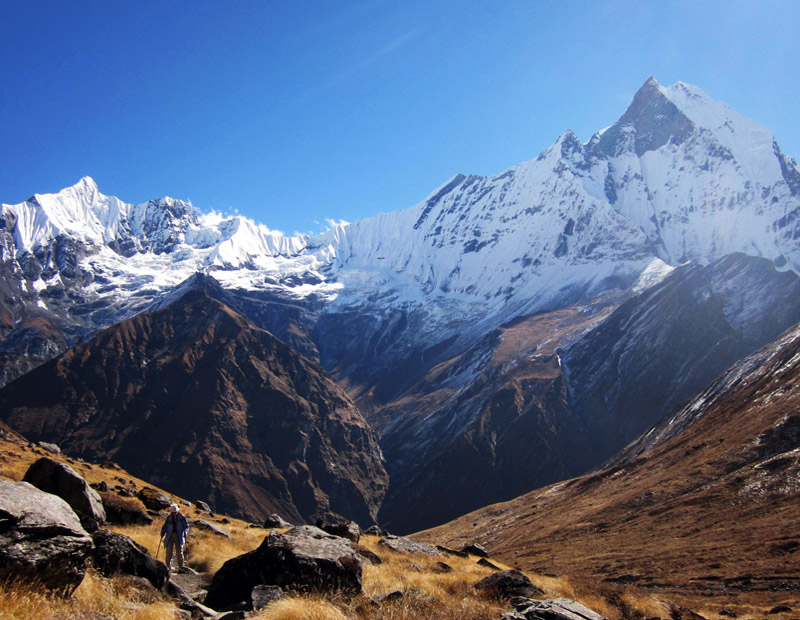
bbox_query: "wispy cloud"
[313,27,425,94]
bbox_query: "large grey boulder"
[475,569,545,600]
[0,479,93,592]
[194,519,231,539]
[316,517,361,542]
[92,529,169,589]
[195,500,213,513]
[136,487,172,511]
[204,525,363,611]
[23,457,106,531]
[251,584,285,610]
[378,534,442,556]
[502,598,606,620]
[263,513,292,529]
[462,542,489,557]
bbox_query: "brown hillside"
[419,322,800,612]
[0,278,388,525]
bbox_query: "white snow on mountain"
[665,81,781,183]
[2,78,799,340]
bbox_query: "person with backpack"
[160,503,190,572]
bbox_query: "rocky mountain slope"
[375,253,800,531]
[2,77,800,530]
[0,274,388,525]
[419,317,800,607]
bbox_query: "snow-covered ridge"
[2,78,800,339]
[3,176,307,260]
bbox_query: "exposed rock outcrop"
[263,513,292,529]
[193,519,231,539]
[136,487,172,511]
[251,584,285,610]
[316,517,361,542]
[502,598,605,620]
[203,525,363,611]
[22,457,106,531]
[378,534,441,556]
[474,570,544,600]
[462,542,488,557]
[92,529,168,589]
[0,479,93,592]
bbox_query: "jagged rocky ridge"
[3,79,799,385]
[2,77,800,529]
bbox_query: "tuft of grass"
[0,577,72,620]
[615,589,670,620]
[98,491,145,511]
[251,595,350,620]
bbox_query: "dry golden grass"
[98,489,147,513]
[532,573,674,620]
[0,570,179,619]
[0,432,676,620]
[251,595,350,620]
[360,535,510,599]
[111,520,269,574]
[0,441,34,482]
[352,535,511,620]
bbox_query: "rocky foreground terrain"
[0,426,677,620]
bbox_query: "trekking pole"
[156,535,163,560]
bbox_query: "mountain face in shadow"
[0,274,388,525]
[375,254,800,532]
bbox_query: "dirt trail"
[170,569,212,597]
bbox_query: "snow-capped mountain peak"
[8,176,127,251]
[2,78,799,354]
[664,80,782,183]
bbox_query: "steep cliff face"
[562,254,800,463]
[0,275,388,525]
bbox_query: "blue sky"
[2,1,799,234]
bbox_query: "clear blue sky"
[2,1,799,234]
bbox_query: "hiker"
[160,503,190,572]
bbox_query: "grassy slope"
[417,337,800,618]
[2,430,643,620]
